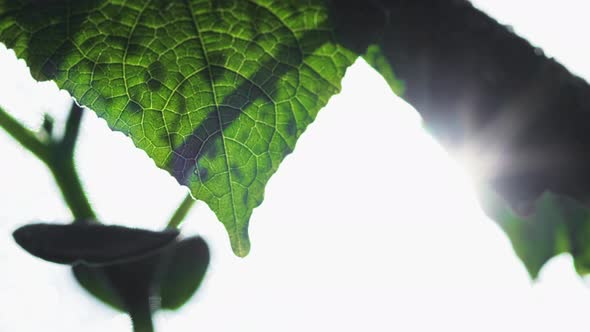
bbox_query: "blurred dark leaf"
[369,0,590,209]
[73,262,126,312]
[13,223,179,265]
[480,189,590,279]
[335,0,590,278]
[73,236,210,312]
[160,237,210,310]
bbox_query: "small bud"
[41,113,54,136]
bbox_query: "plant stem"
[61,102,84,154]
[47,103,96,220]
[0,102,96,220]
[166,192,196,229]
[129,299,155,332]
[48,157,96,220]
[0,105,50,161]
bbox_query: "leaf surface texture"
[0,0,356,255]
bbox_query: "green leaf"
[72,237,210,312]
[73,251,162,316]
[480,189,590,279]
[159,236,209,310]
[0,0,357,256]
[73,263,126,312]
[553,197,590,276]
[480,190,567,279]
[362,45,404,95]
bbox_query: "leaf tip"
[232,240,251,258]
[525,265,542,281]
[230,230,251,258]
[12,224,35,254]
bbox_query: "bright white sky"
[1,1,590,331]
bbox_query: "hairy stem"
[167,193,196,229]
[47,103,96,220]
[0,105,50,161]
[0,102,96,220]
[48,157,96,220]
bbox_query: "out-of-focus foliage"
[74,236,209,313]
[13,223,178,265]
[481,189,590,279]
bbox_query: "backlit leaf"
[480,189,590,279]
[0,0,356,256]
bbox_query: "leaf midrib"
[183,0,243,254]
